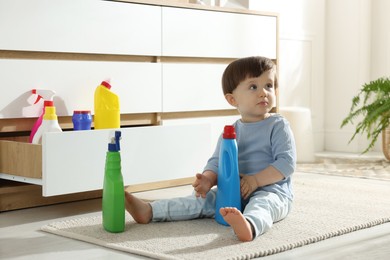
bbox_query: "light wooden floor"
[1,179,390,260]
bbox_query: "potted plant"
[341,77,390,160]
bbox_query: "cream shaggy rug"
[297,160,390,181]
[41,172,390,260]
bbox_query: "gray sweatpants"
[151,188,292,238]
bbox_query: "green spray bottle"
[102,131,125,233]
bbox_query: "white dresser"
[0,0,278,208]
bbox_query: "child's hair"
[222,56,277,95]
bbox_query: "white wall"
[366,0,390,152]
[325,0,373,153]
[227,0,387,154]
[325,0,390,153]
[371,0,390,79]
[233,0,326,152]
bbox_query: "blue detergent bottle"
[215,125,241,226]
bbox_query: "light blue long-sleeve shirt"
[203,114,297,200]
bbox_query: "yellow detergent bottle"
[94,80,120,129]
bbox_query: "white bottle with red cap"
[28,89,56,143]
[32,103,62,144]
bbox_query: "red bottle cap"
[73,110,91,114]
[44,100,54,107]
[101,81,112,89]
[223,125,236,139]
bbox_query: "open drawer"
[0,124,211,196]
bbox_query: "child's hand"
[192,173,213,198]
[240,174,259,199]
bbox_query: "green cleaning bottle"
[102,131,125,233]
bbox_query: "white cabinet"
[0,2,278,119]
[0,1,278,199]
[0,0,161,55]
[162,7,277,58]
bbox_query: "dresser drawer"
[0,59,162,118]
[0,0,161,55]
[0,124,211,196]
[162,7,277,58]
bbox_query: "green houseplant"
[341,77,390,160]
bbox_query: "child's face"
[225,70,276,123]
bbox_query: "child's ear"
[225,94,237,107]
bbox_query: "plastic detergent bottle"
[94,80,120,129]
[102,131,125,233]
[31,103,62,144]
[29,90,56,143]
[215,125,241,226]
[29,100,54,143]
[72,110,92,130]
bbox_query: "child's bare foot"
[125,191,152,224]
[220,207,253,242]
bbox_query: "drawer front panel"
[162,116,241,153]
[42,124,210,196]
[162,7,277,58]
[162,63,231,112]
[0,0,161,55]
[0,59,162,118]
